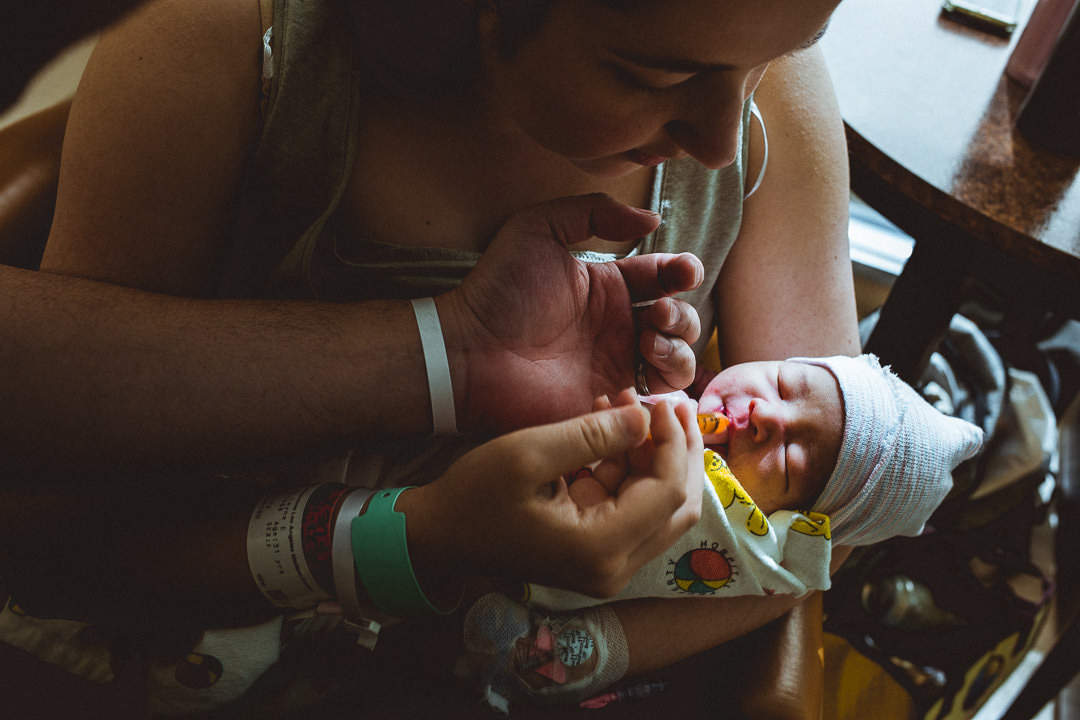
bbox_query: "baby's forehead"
[794,362,845,482]
[782,361,844,404]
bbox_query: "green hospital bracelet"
[351,487,457,616]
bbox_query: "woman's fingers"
[519,402,651,487]
[605,401,701,542]
[629,400,704,559]
[421,390,704,597]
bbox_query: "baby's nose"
[749,399,785,441]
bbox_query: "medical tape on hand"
[247,486,333,609]
[411,297,457,435]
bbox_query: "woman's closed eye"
[604,62,695,94]
[795,22,830,52]
[777,367,790,492]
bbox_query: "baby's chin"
[704,440,728,458]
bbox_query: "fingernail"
[689,256,704,286]
[666,302,680,329]
[653,335,673,358]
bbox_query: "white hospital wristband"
[247,486,332,609]
[411,297,457,435]
[331,487,376,619]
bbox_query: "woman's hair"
[347,0,630,99]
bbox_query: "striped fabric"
[792,355,984,547]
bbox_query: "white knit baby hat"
[790,354,984,547]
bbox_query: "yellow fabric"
[703,329,723,372]
[823,632,916,720]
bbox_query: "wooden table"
[820,0,1080,384]
[821,2,1080,719]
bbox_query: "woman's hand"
[398,390,704,599]
[440,193,704,433]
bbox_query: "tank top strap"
[257,0,276,120]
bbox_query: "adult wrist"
[427,293,475,434]
[247,482,465,617]
[390,485,468,610]
[247,485,338,609]
[412,297,458,435]
[351,486,465,616]
[330,486,376,618]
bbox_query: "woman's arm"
[2,395,705,632]
[618,545,852,676]
[42,0,260,294]
[717,46,860,364]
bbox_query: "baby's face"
[698,360,843,515]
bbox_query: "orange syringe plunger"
[698,412,730,435]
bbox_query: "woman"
[10,0,860,713]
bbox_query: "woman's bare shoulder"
[44,0,264,294]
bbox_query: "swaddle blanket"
[525,450,832,611]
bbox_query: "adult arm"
[2,395,704,631]
[619,545,852,676]
[0,264,438,475]
[717,46,860,364]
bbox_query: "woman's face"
[479,0,840,177]
[698,360,843,515]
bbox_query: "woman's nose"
[663,78,746,170]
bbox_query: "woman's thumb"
[540,403,650,475]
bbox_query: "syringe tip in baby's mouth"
[698,412,730,435]
[641,401,729,439]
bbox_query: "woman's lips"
[625,148,668,167]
